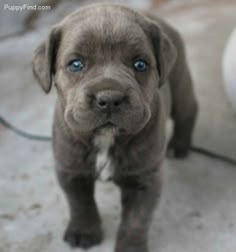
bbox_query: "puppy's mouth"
[94,122,126,135]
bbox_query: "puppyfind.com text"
[4,4,51,12]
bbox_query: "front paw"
[64,223,103,249]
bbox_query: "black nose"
[95,90,124,113]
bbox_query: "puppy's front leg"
[57,171,103,249]
[115,174,161,252]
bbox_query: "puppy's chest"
[94,132,115,181]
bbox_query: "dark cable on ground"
[0,116,51,142]
[190,145,236,166]
[1,115,236,166]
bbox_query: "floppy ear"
[32,27,61,93]
[146,20,177,87]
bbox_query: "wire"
[0,116,52,142]
[1,115,236,166]
[190,145,236,166]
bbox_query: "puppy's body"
[33,4,198,252]
[94,130,115,181]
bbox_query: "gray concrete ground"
[1,0,236,251]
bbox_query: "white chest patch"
[94,131,115,181]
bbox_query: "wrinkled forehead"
[59,7,152,59]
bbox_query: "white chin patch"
[94,129,115,181]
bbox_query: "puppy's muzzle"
[94,90,125,113]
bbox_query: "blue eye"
[133,59,148,72]
[69,59,85,72]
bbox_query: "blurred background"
[0,0,236,252]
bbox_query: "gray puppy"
[32,4,198,252]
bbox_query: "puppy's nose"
[95,91,124,113]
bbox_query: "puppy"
[32,4,198,252]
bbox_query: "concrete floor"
[1,1,236,252]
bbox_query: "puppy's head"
[32,4,176,136]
